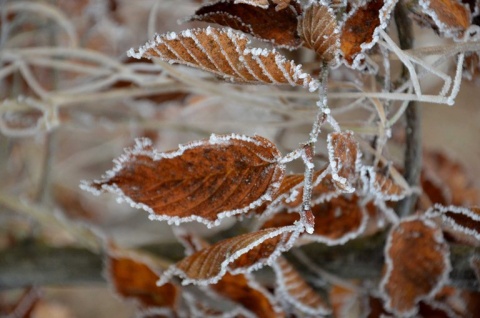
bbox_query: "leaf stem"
[300,64,329,234]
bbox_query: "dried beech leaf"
[273,256,331,316]
[340,0,398,67]
[361,166,409,201]
[416,0,471,37]
[308,195,368,245]
[299,1,340,63]
[262,195,368,245]
[106,250,179,314]
[380,216,451,317]
[327,131,360,193]
[81,134,285,227]
[174,229,284,317]
[419,286,480,318]
[159,226,299,285]
[256,167,338,218]
[212,272,285,318]
[426,204,480,244]
[188,0,302,48]
[422,151,480,206]
[127,27,319,91]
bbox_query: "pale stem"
[300,64,329,234]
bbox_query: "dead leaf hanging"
[299,1,340,63]
[411,0,471,38]
[380,216,451,317]
[81,134,285,227]
[212,272,286,318]
[272,256,331,316]
[158,226,299,286]
[426,204,480,244]
[327,131,360,193]
[361,166,409,201]
[174,229,285,317]
[340,0,398,67]
[128,27,319,91]
[106,250,179,314]
[261,195,369,246]
[187,0,302,48]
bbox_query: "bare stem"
[394,1,422,217]
[300,64,329,233]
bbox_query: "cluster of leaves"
[76,1,480,317]
[2,0,480,317]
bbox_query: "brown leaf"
[261,195,368,245]
[188,0,302,48]
[254,167,338,217]
[340,0,398,66]
[174,229,285,317]
[81,134,285,227]
[362,166,408,201]
[327,131,360,193]
[212,273,285,318]
[299,1,340,63]
[410,0,470,37]
[426,204,480,245]
[107,250,179,313]
[309,195,368,245]
[273,256,331,316]
[128,27,318,91]
[380,216,451,316]
[422,151,480,206]
[159,226,299,285]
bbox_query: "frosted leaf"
[361,166,409,201]
[255,167,339,219]
[299,1,340,63]
[187,0,302,48]
[327,131,361,193]
[380,216,451,317]
[127,27,318,91]
[211,272,286,317]
[422,150,480,206]
[425,204,480,244]
[158,226,300,286]
[416,0,470,38]
[174,229,285,317]
[81,134,285,227]
[106,246,180,315]
[272,256,331,316]
[340,0,398,67]
[261,195,368,246]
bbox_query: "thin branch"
[394,1,422,217]
[0,238,477,291]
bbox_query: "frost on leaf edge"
[126,26,319,92]
[379,215,451,317]
[80,133,285,228]
[158,225,301,286]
